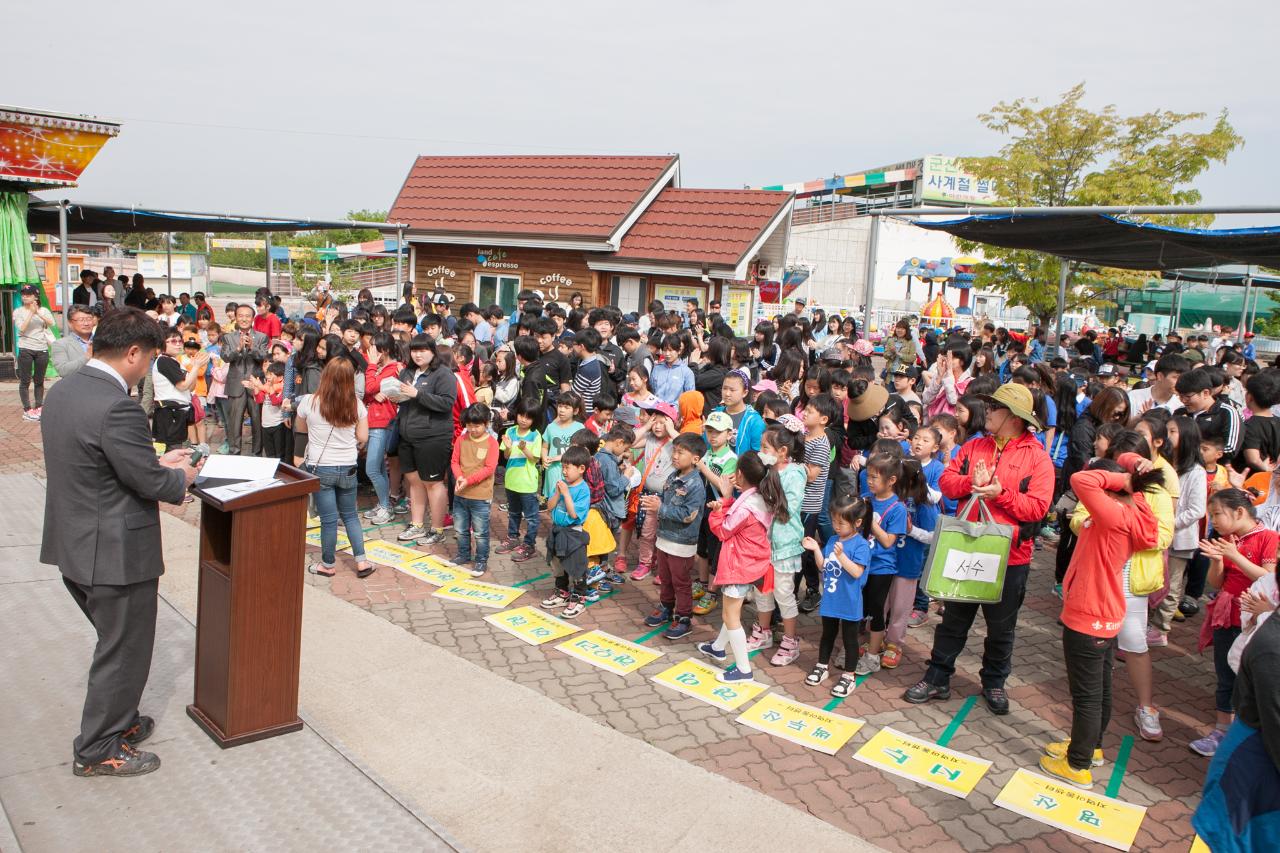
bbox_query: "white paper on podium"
[198,455,280,482]
[202,478,283,501]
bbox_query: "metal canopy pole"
[862,214,881,339]
[1238,265,1255,342]
[265,233,273,293]
[395,227,404,296]
[1053,261,1070,358]
[58,201,69,334]
[165,233,173,296]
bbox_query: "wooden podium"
[187,463,319,748]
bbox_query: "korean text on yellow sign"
[735,693,864,755]
[306,529,350,551]
[399,556,468,586]
[434,579,525,609]
[651,658,768,710]
[485,606,581,645]
[853,727,992,797]
[555,630,662,676]
[362,540,430,568]
[994,768,1146,851]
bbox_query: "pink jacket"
[708,489,774,587]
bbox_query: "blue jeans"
[452,496,491,563]
[506,488,540,546]
[313,465,366,566]
[365,427,394,510]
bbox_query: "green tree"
[958,83,1243,327]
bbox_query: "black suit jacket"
[40,366,187,585]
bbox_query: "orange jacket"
[1060,463,1159,638]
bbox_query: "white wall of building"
[786,215,1029,327]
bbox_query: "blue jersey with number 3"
[818,535,871,621]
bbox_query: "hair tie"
[758,452,778,466]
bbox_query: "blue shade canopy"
[914,214,1280,271]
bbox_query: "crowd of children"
[144,285,1280,796]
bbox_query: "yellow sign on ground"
[305,529,350,551]
[853,727,992,797]
[555,630,663,676]
[398,556,468,587]
[485,606,581,645]
[651,658,768,710]
[434,579,524,609]
[362,539,429,568]
[994,768,1147,851]
[1189,836,1209,853]
[735,693,864,755]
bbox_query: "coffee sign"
[425,265,457,279]
[477,248,518,270]
[540,273,573,288]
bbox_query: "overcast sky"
[10,0,1276,224]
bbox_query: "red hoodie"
[939,430,1055,566]
[1060,460,1159,638]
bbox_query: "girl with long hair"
[801,498,872,697]
[396,334,459,546]
[701,450,792,684]
[1151,416,1207,643]
[298,358,374,579]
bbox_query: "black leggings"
[863,573,894,632]
[798,512,822,593]
[819,616,859,667]
[18,348,48,410]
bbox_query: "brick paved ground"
[8,383,1215,851]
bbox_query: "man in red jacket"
[904,383,1055,715]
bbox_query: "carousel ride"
[897,254,981,327]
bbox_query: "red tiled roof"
[608,188,792,267]
[389,155,677,240]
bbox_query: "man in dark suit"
[41,308,201,777]
[71,269,98,306]
[220,303,269,455]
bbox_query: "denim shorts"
[720,583,753,599]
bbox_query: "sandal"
[831,674,856,698]
[355,563,376,579]
[804,664,829,687]
[307,562,336,577]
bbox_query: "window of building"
[476,273,521,315]
[610,275,647,314]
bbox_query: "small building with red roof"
[388,154,792,332]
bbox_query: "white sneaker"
[366,506,394,525]
[1135,706,1163,742]
[397,525,427,541]
[853,652,882,676]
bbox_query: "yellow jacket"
[1070,457,1176,583]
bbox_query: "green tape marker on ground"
[936,695,977,747]
[513,572,551,588]
[822,674,870,711]
[1105,735,1134,798]
[633,623,670,644]
[585,590,617,608]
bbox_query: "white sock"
[711,624,729,652]
[728,627,752,674]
